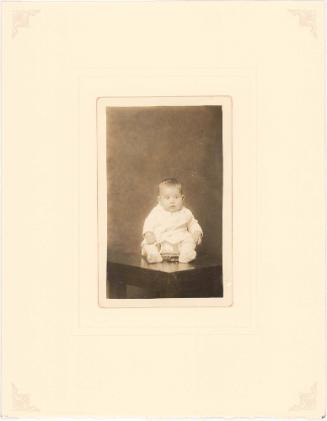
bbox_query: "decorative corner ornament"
[288,9,317,38]
[12,383,39,413]
[12,9,40,39]
[289,382,317,412]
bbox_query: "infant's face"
[158,185,184,212]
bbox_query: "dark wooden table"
[107,252,223,299]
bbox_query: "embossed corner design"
[12,383,39,413]
[289,382,317,412]
[288,9,317,38]
[12,9,40,39]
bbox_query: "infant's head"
[158,178,184,212]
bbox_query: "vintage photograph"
[97,97,232,306]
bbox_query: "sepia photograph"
[97,97,232,307]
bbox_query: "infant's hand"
[192,231,202,245]
[144,232,156,245]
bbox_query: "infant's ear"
[182,194,185,200]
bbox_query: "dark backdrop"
[106,105,223,263]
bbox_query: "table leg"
[108,278,127,298]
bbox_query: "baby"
[141,178,203,263]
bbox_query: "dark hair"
[158,178,183,194]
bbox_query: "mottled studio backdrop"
[106,106,223,263]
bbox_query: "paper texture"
[2,1,325,417]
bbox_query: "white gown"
[142,204,203,246]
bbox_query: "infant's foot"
[146,252,163,264]
[178,250,196,263]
